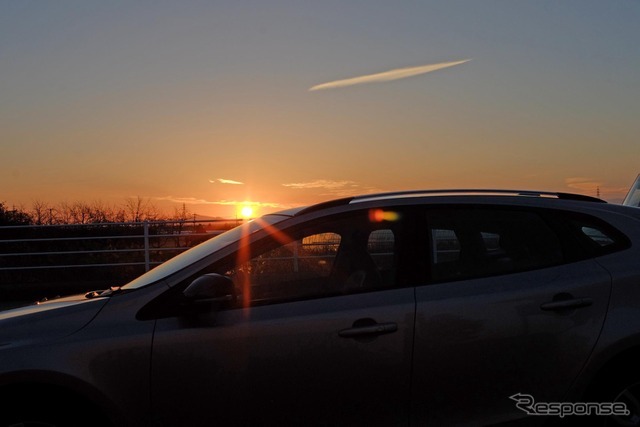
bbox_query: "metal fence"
[0,219,240,274]
[0,219,245,305]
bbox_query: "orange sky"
[2,2,639,218]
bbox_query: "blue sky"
[2,0,639,216]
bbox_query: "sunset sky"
[2,1,639,218]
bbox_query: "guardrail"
[0,219,240,273]
[3,220,229,271]
[0,219,243,303]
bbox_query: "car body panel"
[151,288,415,426]
[0,295,109,347]
[0,284,167,427]
[412,259,611,426]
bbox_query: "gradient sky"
[2,0,639,217]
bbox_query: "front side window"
[427,208,564,282]
[215,209,403,307]
[226,232,341,302]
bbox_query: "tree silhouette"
[0,202,31,226]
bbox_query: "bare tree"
[8,198,177,225]
[88,200,115,223]
[30,200,51,225]
[61,201,93,224]
[56,201,74,224]
[122,197,160,222]
[173,203,191,222]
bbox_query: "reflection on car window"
[431,229,460,264]
[368,229,396,286]
[427,208,564,282]
[564,214,630,257]
[221,211,401,307]
[226,232,341,303]
[581,226,616,247]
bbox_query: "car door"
[411,206,612,426]
[149,209,415,427]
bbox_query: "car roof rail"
[350,189,607,204]
[295,189,606,217]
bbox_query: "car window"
[215,210,402,307]
[431,229,460,264]
[368,229,396,284]
[563,213,631,257]
[427,208,564,282]
[581,226,616,247]
[225,232,341,303]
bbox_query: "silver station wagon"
[2,189,640,427]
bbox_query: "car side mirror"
[183,273,236,306]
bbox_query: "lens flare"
[369,209,400,222]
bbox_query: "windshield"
[122,214,290,290]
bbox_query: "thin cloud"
[213,200,284,208]
[209,178,244,185]
[309,59,471,91]
[565,177,603,195]
[156,196,284,208]
[282,179,357,190]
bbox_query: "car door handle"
[540,297,593,311]
[338,322,398,338]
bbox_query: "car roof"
[350,189,604,204]
[275,189,606,218]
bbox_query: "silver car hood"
[0,294,109,348]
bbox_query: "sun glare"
[240,206,254,219]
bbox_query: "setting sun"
[240,206,254,219]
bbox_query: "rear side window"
[581,227,616,247]
[427,208,564,282]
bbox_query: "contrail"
[309,59,471,91]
